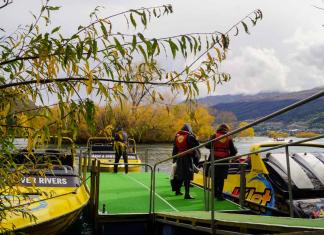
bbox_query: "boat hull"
[193,142,324,218]
[98,158,142,172]
[1,184,89,234]
[16,205,83,235]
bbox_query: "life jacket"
[114,130,127,152]
[213,131,231,158]
[175,130,190,154]
[115,130,126,142]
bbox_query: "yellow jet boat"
[193,141,324,218]
[0,138,90,234]
[86,137,142,172]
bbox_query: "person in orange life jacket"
[172,124,199,199]
[205,124,237,200]
[113,126,128,174]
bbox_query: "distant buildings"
[252,121,324,136]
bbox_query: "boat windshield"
[11,149,75,175]
[88,137,138,155]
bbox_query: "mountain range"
[197,87,324,130]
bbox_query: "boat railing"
[152,89,324,232]
[82,158,154,222]
[86,137,138,165]
[127,138,137,154]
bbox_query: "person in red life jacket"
[205,124,237,200]
[172,124,199,199]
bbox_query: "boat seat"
[91,144,114,152]
[51,165,74,175]
[267,153,314,189]
[314,153,324,164]
[293,153,324,185]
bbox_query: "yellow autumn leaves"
[45,102,216,143]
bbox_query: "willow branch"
[0,99,84,122]
[0,77,171,89]
[0,0,12,9]
[0,124,35,130]
[163,9,261,85]
[312,5,324,10]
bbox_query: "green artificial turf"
[160,211,324,229]
[86,172,324,229]
[93,172,240,214]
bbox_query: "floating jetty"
[85,167,324,235]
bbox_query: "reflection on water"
[137,136,324,173]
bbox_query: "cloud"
[284,28,324,90]
[212,47,290,95]
[200,27,324,97]
[2,0,324,101]
[284,28,324,50]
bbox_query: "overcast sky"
[1,0,324,98]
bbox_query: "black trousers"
[173,179,190,196]
[214,164,229,197]
[114,151,128,173]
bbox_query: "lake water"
[13,136,324,173]
[136,136,324,173]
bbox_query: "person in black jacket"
[205,124,237,200]
[172,124,200,199]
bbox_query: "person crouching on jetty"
[113,126,128,174]
[172,124,199,199]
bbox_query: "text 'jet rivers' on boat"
[193,141,324,218]
[0,137,89,235]
[86,137,142,172]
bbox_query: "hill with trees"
[197,87,324,130]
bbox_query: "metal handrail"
[89,161,154,215]
[190,135,324,212]
[211,133,324,164]
[153,90,324,166]
[152,89,324,233]
[83,89,324,233]
[202,134,324,217]
[203,162,247,210]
